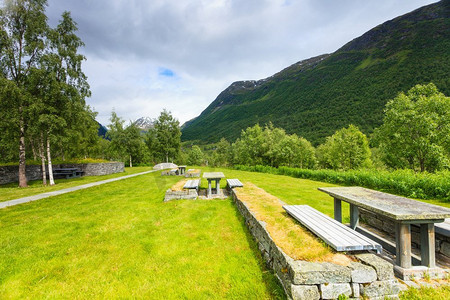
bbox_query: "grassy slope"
[181,1,450,145]
[0,170,284,299]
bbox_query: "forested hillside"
[181,0,450,145]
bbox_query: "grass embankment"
[0,170,284,299]
[0,166,154,203]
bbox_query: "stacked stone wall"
[231,189,400,299]
[0,162,124,185]
[360,209,450,259]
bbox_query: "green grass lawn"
[0,170,284,299]
[0,166,154,203]
[1,167,448,299]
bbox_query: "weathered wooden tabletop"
[203,172,225,179]
[318,186,450,222]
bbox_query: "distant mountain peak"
[134,117,154,131]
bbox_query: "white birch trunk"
[47,137,55,186]
[40,134,47,185]
[129,155,132,168]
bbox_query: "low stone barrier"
[231,189,400,300]
[164,189,198,202]
[0,162,124,185]
[360,209,450,261]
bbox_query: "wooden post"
[395,223,412,268]
[207,179,212,198]
[420,223,435,268]
[334,198,342,223]
[350,204,359,230]
[216,179,220,195]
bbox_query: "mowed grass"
[0,171,284,299]
[0,166,154,203]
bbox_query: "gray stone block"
[290,261,351,284]
[355,253,394,280]
[291,284,320,300]
[440,241,450,257]
[319,283,352,299]
[348,262,377,283]
[351,282,360,298]
[360,280,401,298]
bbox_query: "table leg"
[216,179,220,195]
[207,179,212,198]
[334,198,342,223]
[395,223,412,268]
[350,204,359,230]
[420,223,435,268]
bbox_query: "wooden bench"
[183,179,201,192]
[283,205,382,254]
[435,219,450,237]
[226,179,243,189]
[52,168,84,179]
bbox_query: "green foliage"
[146,109,181,163]
[234,165,450,201]
[373,83,450,172]
[181,2,450,146]
[106,111,148,167]
[230,124,317,168]
[187,145,204,165]
[317,125,372,170]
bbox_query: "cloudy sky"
[45,0,438,126]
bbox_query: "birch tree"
[0,0,48,187]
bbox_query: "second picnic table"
[319,186,450,269]
[203,172,225,198]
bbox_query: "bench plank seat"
[183,179,200,190]
[283,205,382,254]
[435,219,450,237]
[227,179,243,189]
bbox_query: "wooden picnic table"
[52,168,84,179]
[203,172,225,198]
[178,165,187,175]
[318,186,450,269]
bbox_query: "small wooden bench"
[52,168,84,179]
[435,219,450,237]
[183,179,201,192]
[283,205,382,254]
[226,179,243,189]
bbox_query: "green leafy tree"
[374,83,449,172]
[318,125,372,170]
[0,0,48,187]
[277,134,316,168]
[214,137,231,167]
[146,109,181,163]
[187,145,204,166]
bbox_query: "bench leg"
[334,198,342,223]
[350,204,359,230]
[396,223,412,268]
[420,223,435,268]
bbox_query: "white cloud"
[46,0,438,125]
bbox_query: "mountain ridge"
[181,0,449,145]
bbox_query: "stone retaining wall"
[360,209,450,259]
[231,189,400,300]
[0,162,124,185]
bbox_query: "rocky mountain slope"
[181,0,449,145]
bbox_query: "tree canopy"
[374,83,449,172]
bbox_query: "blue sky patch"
[158,68,175,77]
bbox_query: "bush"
[234,165,450,201]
